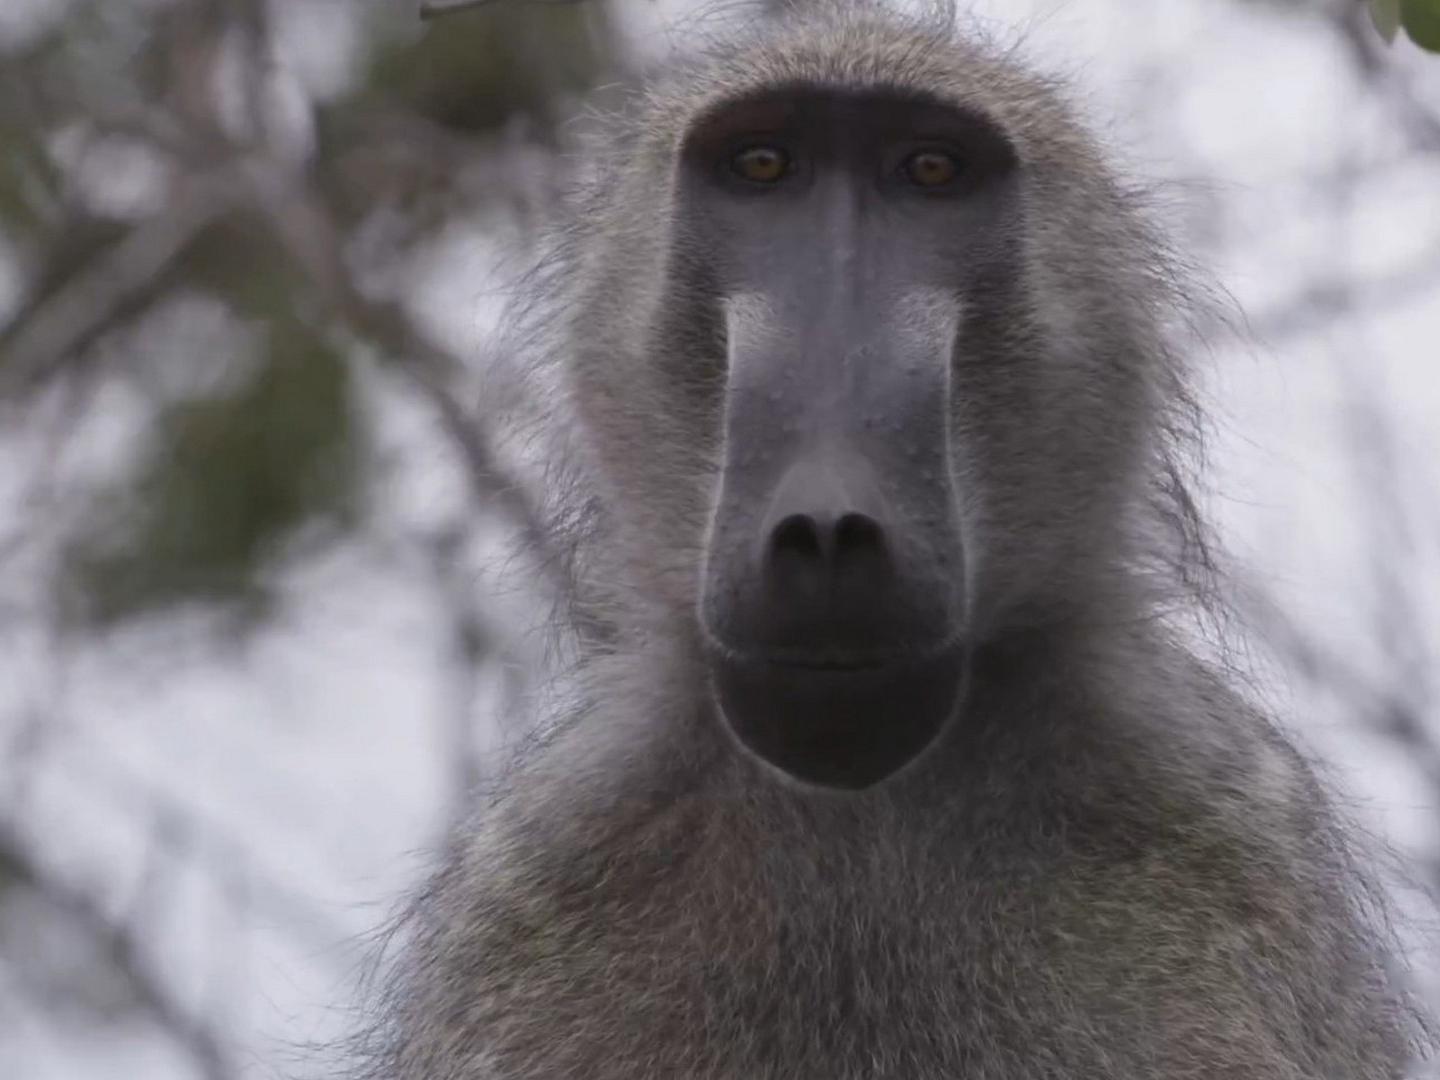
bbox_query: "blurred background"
[0,0,1437,1077]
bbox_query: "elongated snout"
[700,297,968,788]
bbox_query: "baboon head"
[566,8,1173,790]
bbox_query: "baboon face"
[678,90,1021,788]
[572,34,1156,791]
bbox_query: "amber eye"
[731,145,790,184]
[902,149,962,188]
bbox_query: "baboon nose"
[765,510,891,591]
[751,456,916,658]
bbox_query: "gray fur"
[354,4,1430,1077]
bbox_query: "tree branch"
[238,160,567,591]
[0,174,245,396]
[0,826,235,1080]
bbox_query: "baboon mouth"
[703,633,964,674]
[765,654,896,672]
[707,638,966,789]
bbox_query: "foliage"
[62,318,361,627]
[1,0,617,632]
[1371,0,1440,50]
[362,3,609,132]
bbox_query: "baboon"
[359,4,1429,1077]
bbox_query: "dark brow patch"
[683,86,1018,170]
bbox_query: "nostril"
[770,513,824,563]
[834,512,885,558]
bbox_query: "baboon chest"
[458,830,1281,1080]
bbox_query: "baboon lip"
[703,633,963,676]
[766,654,897,673]
[779,659,886,672]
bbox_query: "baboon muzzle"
[700,299,967,789]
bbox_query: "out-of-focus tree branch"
[243,158,563,581]
[3,0,587,592]
[0,1,619,1072]
[0,826,236,1080]
[0,134,567,611]
[1334,0,1440,149]
[0,175,245,394]
[1248,243,1440,340]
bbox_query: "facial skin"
[680,91,1021,787]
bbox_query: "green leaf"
[62,321,364,628]
[1372,0,1401,42]
[358,2,612,133]
[1402,0,1440,51]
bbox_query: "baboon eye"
[902,149,962,188]
[731,145,790,184]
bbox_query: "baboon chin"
[356,4,1430,1079]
